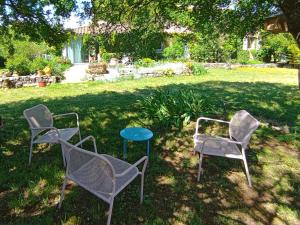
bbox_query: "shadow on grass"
[0,80,299,225]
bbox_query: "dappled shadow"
[0,79,299,224]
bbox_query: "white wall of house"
[243,33,261,51]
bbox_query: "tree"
[85,0,299,46]
[0,0,76,45]
[86,0,300,88]
[278,0,300,47]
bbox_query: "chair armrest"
[195,117,230,135]
[75,136,98,153]
[31,127,60,137]
[31,126,59,131]
[115,156,148,178]
[53,112,79,127]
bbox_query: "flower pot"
[38,81,46,87]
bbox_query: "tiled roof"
[71,21,191,35]
[72,21,130,35]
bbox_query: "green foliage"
[91,30,163,59]
[0,1,75,46]
[189,41,217,62]
[4,39,49,75]
[135,58,156,67]
[162,69,175,77]
[237,50,250,64]
[163,38,184,59]
[186,62,207,76]
[6,55,31,75]
[222,35,242,62]
[188,33,241,63]
[139,89,217,128]
[2,36,70,77]
[192,63,207,76]
[287,43,300,64]
[250,49,258,59]
[257,48,272,63]
[258,33,296,63]
[101,52,113,62]
[48,57,72,77]
[30,57,48,72]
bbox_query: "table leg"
[147,139,150,156]
[123,139,127,159]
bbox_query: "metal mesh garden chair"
[193,110,260,187]
[23,104,81,164]
[58,137,148,225]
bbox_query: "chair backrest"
[59,140,116,196]
[23,104,53,130]
[229,110,260,149]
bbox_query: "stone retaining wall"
[0,75,59,88]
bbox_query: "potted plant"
[38,80,47,87]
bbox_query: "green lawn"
[0,68,299,225]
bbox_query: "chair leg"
[28,137,34,165]
[107,198,114,225]
[61,144,66,167]
[242,157,252,187]
[78,129,82,147]
[58,177,67,208]
[197,153,204,182]
[140,173,145,204]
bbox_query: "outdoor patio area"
[0,67,299,225]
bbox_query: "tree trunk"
[298,67,300,89]
[279,0,300,47]
[279,0,300,89]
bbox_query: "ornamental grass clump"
[139,89,218,129]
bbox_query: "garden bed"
[0,75,59,88]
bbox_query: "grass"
[0,67,299,225]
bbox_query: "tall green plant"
[163,38,185,59]
[139,89,219,129]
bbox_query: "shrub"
[6,55,31,75]
[237,50,249,64]
[101,52,112,62]
[135,58,156,67]
[163,39,184,59]
[258,33,295,63]
[101,52,119,62]
[250,49,257,58]
[162,69,175,77]
[4,40,50,75]
[257,48,272,63]
[189,63,207,76]
[188,32,236,62]
[30,57,48,73]
[139,89,218,128]
[48,56,72,77]
[287,44,300,64]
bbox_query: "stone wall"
[0,75,59,88]
[202,63,279,69]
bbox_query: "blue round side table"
[120,127,153,159]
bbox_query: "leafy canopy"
[0,0,77,45]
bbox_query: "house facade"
[62,21,191,64]
[242,13,288,51]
